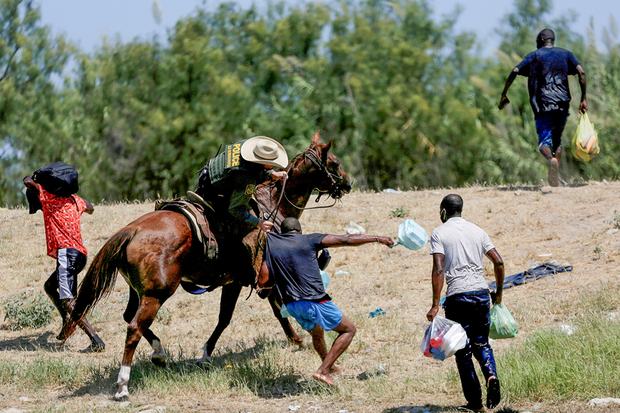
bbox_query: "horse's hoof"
[151,355,166,367]
[80,343,105,353]
[114,388,129,400]
[290,338,305,348]
[197,354,212,365]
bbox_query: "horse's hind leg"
[200,282,243,363]
[124,288,166,366]
[116,296,163,400]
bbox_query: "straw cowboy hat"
[241,136,288,169]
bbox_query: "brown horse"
[59,131,352,399]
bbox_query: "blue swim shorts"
[535,111,569,153]
[286,300,343,331]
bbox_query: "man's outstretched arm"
[320,234,394,248]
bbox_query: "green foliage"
[1,0,619,206]
[389,206,409,218]
[593,245,602,259]
[2,291,55,330]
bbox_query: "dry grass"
[1,181,619,412]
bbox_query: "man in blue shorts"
[262,217,394,386]
[498,28,587,187]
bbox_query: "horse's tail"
[59,226,138,342]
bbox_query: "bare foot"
[313,371,334,386]
[329,366,343,375]
[548,157,560,187]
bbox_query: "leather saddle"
[155,193,218,261]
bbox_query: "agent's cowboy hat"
[241,136,288,169]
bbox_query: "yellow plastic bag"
[571,113,600,162]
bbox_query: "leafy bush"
[3,291,55,331]
[389,206,409,218]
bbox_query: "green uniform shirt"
[208,140,271,227]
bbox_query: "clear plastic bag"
[489,302,519,339]
[393,219,429,251]
[571,112,600,162]
[420,316,468,361]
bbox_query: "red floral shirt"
[37,186,88,258]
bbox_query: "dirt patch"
[1,181,619,412]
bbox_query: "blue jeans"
[445,290,497,408]
[535,111,569,155]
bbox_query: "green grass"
[498,281,620,404]
[2,291,56,330]
[0,355,112,390]
[3,282,620,408]
[129,333,331,399]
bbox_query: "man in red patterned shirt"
[23,176,105,352]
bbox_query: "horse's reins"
[250,148,344,298]
[281,148,342,211]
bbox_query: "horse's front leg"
[116,296,162,400]
[268,289,304,347]
[199,282,243,363]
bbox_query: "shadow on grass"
[382,405,458,412]
[383,406,521,412]
[64,335,336,400]
[0,331,58,351]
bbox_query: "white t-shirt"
[430,217,494,297]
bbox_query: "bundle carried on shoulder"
[33,162,79,196]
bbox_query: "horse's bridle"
[303,148,346,193]
[261,147,347,221]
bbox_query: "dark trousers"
[54,248,87,300]
[445,290,497,408]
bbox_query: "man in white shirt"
[426,194,505,412]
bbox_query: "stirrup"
[187,191,215,213]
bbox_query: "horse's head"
[292,131,353,199]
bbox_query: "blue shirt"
[516,47,580,117]
[266,232,330,304]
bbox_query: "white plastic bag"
[343,221,366,234]
[420,316,468,361]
